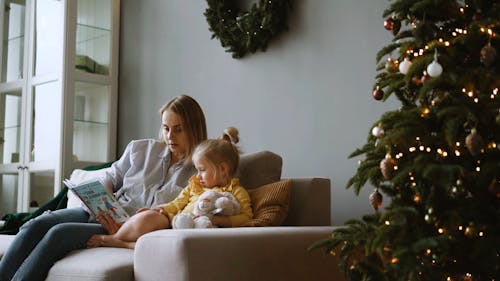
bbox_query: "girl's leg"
[87,210,169,249]
[0,208,89,281]
[11,222,106,281]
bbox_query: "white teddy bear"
[172,190,240,229]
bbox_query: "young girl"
[87,127,252,249]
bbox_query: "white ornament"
[399,58,412,74]
[427,61,443,77]
[371,125,384,138]
[427,50,443,77]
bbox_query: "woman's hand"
[96,214,122,234]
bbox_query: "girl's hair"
[192,127,240,179]
[159,95,208,161]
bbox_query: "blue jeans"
[0,208,107,281]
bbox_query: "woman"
[0,95,207,281]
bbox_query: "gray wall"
[118,0,399,225]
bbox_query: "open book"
[63,179,130,224]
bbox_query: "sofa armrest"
[284,178,331,226]
[134,227,345,281]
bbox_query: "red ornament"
[421,73,431,84]
[384,18,394,30]
[384,17,400,35]
[373,88,384,100]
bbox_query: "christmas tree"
[311,1,499,280]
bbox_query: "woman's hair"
[159,95,208,161]
[192,127,240,179]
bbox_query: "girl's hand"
[96,213,122,234]
[210,215,232,228]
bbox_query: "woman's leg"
[87,210,169,249]
[11,222,106,281]
[0,208,89,281]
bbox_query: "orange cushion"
[242,179,291,227]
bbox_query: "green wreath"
[204,0,291,58]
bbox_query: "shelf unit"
[0,0,119,215]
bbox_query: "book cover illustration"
[63,179,130,223]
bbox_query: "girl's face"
[194,157,227,188]
[161,110,190,162]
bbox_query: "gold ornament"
[488,178,500,198]
[480,43,497,67]
[369,188,383,211]
[465,128,484,156]
[380,154,395,179]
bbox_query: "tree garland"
[204,0,291,58]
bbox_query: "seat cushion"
[46,248,134,281]
[0,234,15,259]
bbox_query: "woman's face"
[161,110,190,161]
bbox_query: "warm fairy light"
[394,165,398,170]
[455,150,461,156]
[462,88,466,93]
[391,257,399,263]
[421,107,430,117]
[425,249,432,255]
[385,220,391,225]
[456,142,461,146]
[411,182,417,187]
[439,38,444,43]
[426,147,431,152]
[488,142,497,149]
[479,231,484,237]
[458,225,463,230]
[409,147,416,152]
[419,145,425,151]
[476,166,481,172]
[414,51,419,57]
[467,91,474,97]
[437,148,449,157]
[460,7,464,12]
[413,194,420,202]
[474,97,479,103]
[438,227,445,234]
[444,41,450,46]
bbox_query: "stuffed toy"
[172,190,240,229]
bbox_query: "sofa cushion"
[242,179,291,227]
[46,247,134,281]
[0,234,15,259]
[238,151,282,189]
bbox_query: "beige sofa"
[0,151,344,281]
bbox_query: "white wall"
[118,0,399,225]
